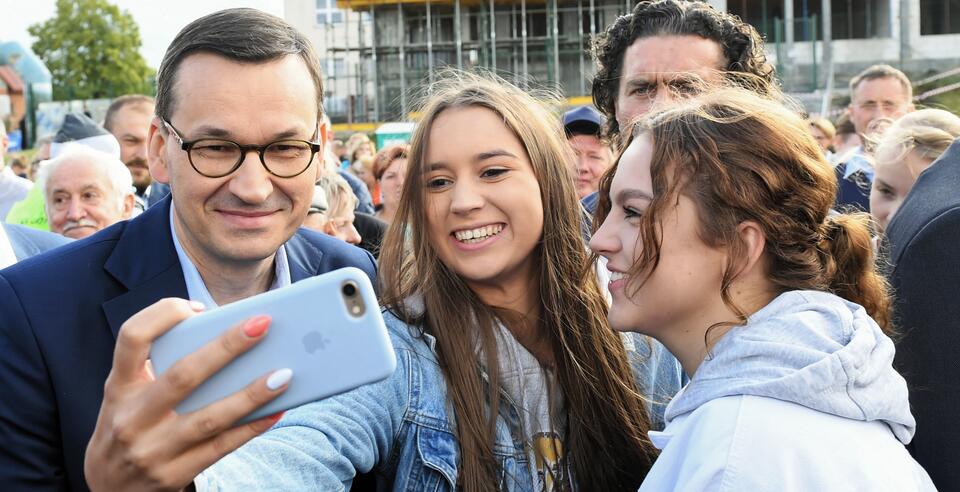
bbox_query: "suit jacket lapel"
[101,196,188,339]
[285,230,324,282]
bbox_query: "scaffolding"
[323,0,634,123]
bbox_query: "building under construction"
[283,0,960,126]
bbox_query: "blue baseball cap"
[562,105,605,136]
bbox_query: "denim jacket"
[196,310,682,491]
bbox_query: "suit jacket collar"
[102,196,187,338]
[887,138,960,264]
[101,196,325,338]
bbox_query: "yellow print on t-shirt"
[532,432,571,492]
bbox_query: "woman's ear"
[734,220,767,279]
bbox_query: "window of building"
[325,58,347,78]
[728,0,891,41]
[921,0,960,34]
[316,0,344,25]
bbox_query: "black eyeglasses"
[162,119,321,178]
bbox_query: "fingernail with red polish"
[267,411,285,422]
[243,316,271,338]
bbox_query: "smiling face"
[616,35,725,132]
[148,52,323,267]
[423,106,544,290]
[589,134,727,340]
[45,159,133,239]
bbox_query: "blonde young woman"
[870,109,960,234]
[591,89,934,490]
[191,73,681,490]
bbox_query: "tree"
[28,0,154,101]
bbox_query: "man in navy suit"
[0,9,375,491]
[885,137,960,491]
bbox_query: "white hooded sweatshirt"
[639,290,935,492]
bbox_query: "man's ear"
[121,194,136,219]
[315,118,330,181]
[147,116,170,184]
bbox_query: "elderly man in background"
[562,106,614,199]
[38,145,135,239]
[103,95,170,209]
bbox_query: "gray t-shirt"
[493,324,572,491]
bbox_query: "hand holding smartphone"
[150,267,396,423]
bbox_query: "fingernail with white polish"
[266,368,293,391]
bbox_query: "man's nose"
[66,197,87,220]
[228,151,274,204]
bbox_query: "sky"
[0,0,285,68]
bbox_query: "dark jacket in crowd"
[833,156,872,213]
[885,137,960,491]
[0,196,377,491]
[353,212,387,259]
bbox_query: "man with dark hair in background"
[103,94,170,209]
[0,9,376,490]
[583,0,775,213]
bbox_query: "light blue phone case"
[149,267,396,423]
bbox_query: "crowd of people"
[0,1,957,491]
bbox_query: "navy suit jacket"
[0,196,377,491]
[2,223,72,261]
[885,137,960,491]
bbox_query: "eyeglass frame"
[161,118,322,178]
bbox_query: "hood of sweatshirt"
[665,290,915,444]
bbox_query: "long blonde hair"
[379,71,657,491]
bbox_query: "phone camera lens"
[342,283,357,297]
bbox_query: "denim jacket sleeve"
[626,333,685,431]
[194,328,418,491]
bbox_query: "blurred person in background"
[103,95,170,209]
[0,120,32,221]
[38,145,135,239]
[303,173,361,245]
[808,117,836,156]
[9,158,29,180]
[834,65,915,213]
[870,109,960,234]
[563,106,614,199]
[345,132,375,164]
[373,144,408,224]
[351,154,378,205]
[847,64,914,138]
[832,113,861,163]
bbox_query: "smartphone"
[150,267,396,423]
